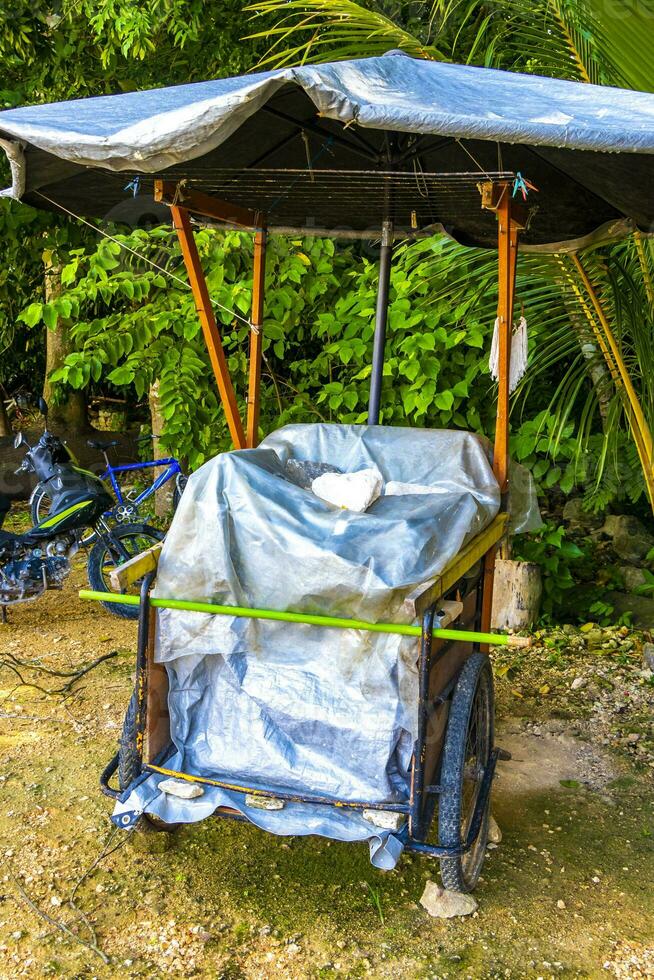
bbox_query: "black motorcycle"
[1,402,163,620]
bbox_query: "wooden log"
[490,559,542,630]
[108,541,163,592]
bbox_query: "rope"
[455,139,493,181]
[34,190,254,329]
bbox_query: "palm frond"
[246,0,449,67]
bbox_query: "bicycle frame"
[102,458,182,509]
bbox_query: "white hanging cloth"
[489,315,528,393]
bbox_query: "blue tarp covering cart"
[4,54,652,890]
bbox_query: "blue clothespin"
[512,172,528,201]
[124,176,141,198]
[512,172,538,201]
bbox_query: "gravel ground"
[0,525,652,979]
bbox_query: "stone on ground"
[420,881,478,918]
[488,814,502,844]
[610,516,654,565]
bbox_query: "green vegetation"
[1,0,654,618]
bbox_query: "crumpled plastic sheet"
[114,424,539,865]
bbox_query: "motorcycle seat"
[88,439,119,451]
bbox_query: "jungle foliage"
[1,0,654,522]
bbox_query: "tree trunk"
[43,251,88,432]
[148,380,174,517]
[0,397,10,437]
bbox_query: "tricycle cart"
[2,53,652,889]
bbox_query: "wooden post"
[247,228,267,448]
[171,205,247,450]
[493,186,519,493]
[478,182,522,635]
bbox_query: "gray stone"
[571,677,587,691]
[488,814,502,844]
[619,565,647,592]
[562,498,603,530]
[643,643,654,671]
[600,515,622,538]
[607,591,654,628]
[420,881,478,918]
[611,516,654,565]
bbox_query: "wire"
[455,140,493,181]
[33,190,254,329]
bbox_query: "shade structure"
[1,53,653,250]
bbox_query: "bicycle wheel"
[438,653,494,893]
[172,473,188,512]
[87,523,164,619]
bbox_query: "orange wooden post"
[479,183,521,635]
[493,186,519,493]
[247,228,268,448]
[171,205,247,450]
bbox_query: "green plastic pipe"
[78,589,528,648]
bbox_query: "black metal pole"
[368,218,394,424]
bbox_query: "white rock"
[571,677,587,691]
[158,778,204,800]
[311,467,383,512]
[488,814,502,844]
[245,793,284,810]
[420,881,478,918]
[362,809,405,831]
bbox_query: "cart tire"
[118,692,176,834]
[118,692,141,791]
[87,523,164,618]
[438,652,494,893]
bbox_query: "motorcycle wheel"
[87,523,164,619]
[29,485,45,525]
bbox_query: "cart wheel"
[119,692,176,834]
[118,692,141,791]
[438,652,494,893]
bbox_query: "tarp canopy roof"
[1,52,653,250]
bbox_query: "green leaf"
[434,389,454,411]
[19,303,43,327]
[42,304,58,330]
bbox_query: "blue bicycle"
[29,436,187,528]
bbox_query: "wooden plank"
[171,205,247,449]
[155,179,260,229]
[247,228,268,448]
[402,513,508,619]
[480,545,497,649]
[144,606,171,764]
[108,542,163,592]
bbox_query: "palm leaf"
[247,0,449,67]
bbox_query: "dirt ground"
[0,526,653,979]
